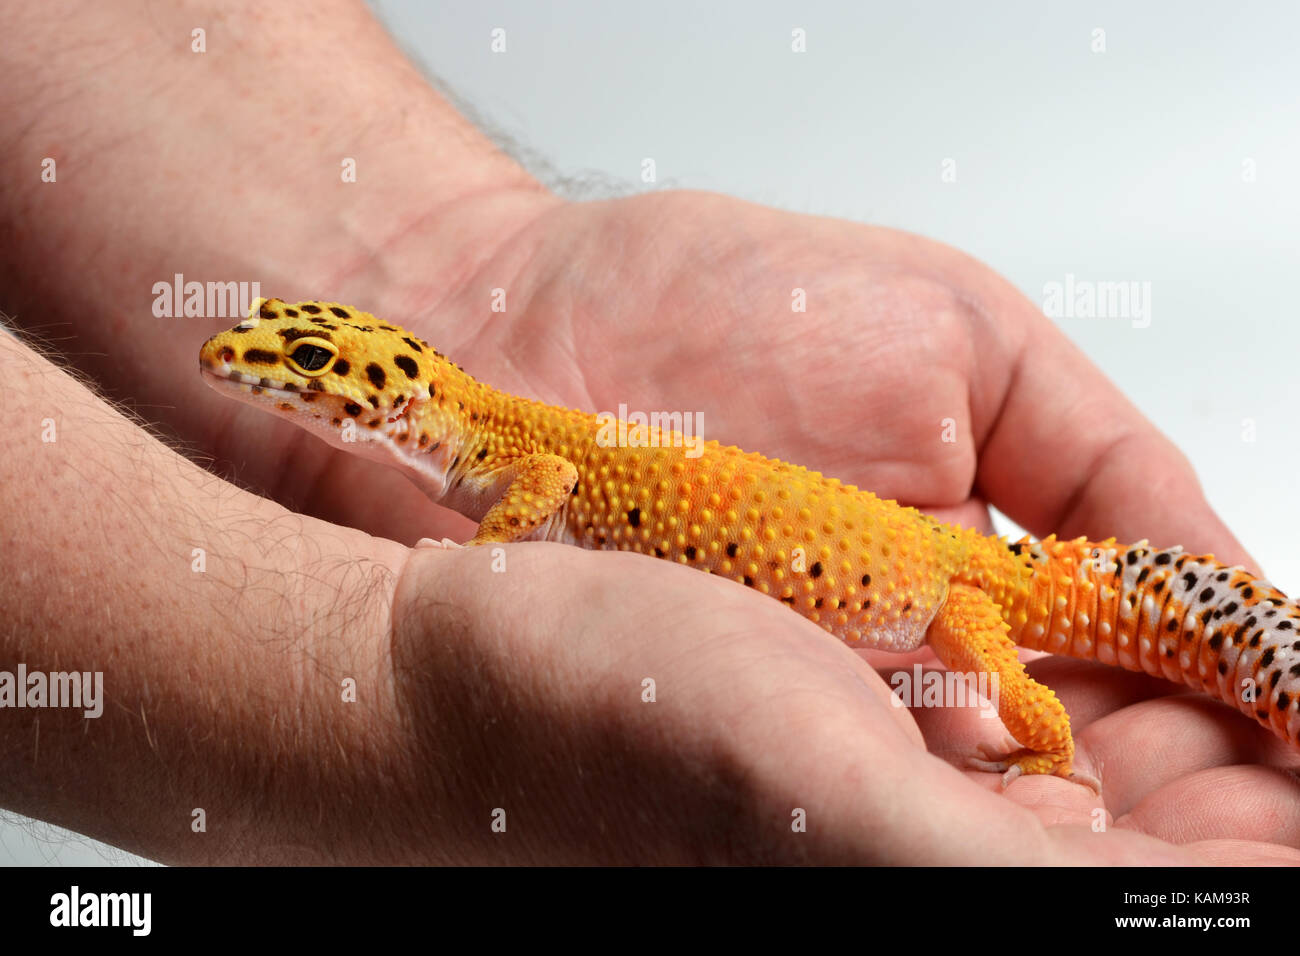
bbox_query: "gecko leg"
[927,584,1100,793]
[466,454,578,546]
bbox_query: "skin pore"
[1,0,1296,864]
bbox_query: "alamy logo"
[1042,273,1152,328]
[50,886,151,936]
[889,665,1000,718]
[152,274,262,318]
[0,665,103,718]
[595,404,705,459]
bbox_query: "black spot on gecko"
[329,306,349,318]
[628,508,641,527]
[368,395,380,408]
[810,562,824,578]
[1279,621,1295,631]
[278,328,328,343]
[418,434,429,446]
[300,304,321,314]
[726,543,738,557]
[402,337,423,353]
[1137,567,1150,585]
[242,349,280,364]
[259,302,277,318]
[1155,552,1172,565]
[344,402,362,416]
[1154,580,1165,594]
[394,355,419,379]
[1261,648,1276,668]
[333,359,350,376]
[1208,632,1225,650]
[1126,551,1139,566]
[1279,691,1292,710]
[1216,571,1230,582]
[861,574,871,587]
[780,595,795,604]
[814,598,824,609]
[476,448,487,461]
[1182,572,1197,590]
[743,575,754,586]
[1166,618,1177,632]
[685,546,697,560]
[308,380,326,391]
[654,548,665,558]
[365,363,386,389]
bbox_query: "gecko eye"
[285,338,338,376]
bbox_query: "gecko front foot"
[415,537,465,550]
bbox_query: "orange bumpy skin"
[201,300,1300,790]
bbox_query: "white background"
[4,0,1296,865]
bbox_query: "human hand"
[385,189,1298,861]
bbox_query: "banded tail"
[980,535,1300,746]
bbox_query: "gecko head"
[199,297,445,455]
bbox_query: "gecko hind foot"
[967,742,1101,794]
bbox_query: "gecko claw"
[415,537,465,550]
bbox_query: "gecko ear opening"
[286,337,339,376]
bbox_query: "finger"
[1114,764,1300,846]
[1076,694,1298,816]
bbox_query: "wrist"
[0,0,557,361]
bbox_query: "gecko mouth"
[200,364,311,401]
